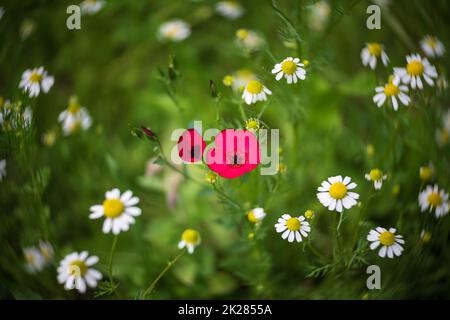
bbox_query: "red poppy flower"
[177,128,206,163]
[206,129,260,179]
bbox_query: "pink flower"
[206,129,260,179]
[177,128,206,163]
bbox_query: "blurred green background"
[0,0,449,299]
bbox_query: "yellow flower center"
[426,38,437,49]
[205,172,217,184]
[406,60,424,76]
[68,120,82,134]
[223,75,234,86]
[427,192,442,207]
[103,198,124,218]
[384,83,400,97]
[421,231,431,243]
[68,102,80,114]
[236,29,249,40]
[245,118,260,131]
[379,231,395,246]
[29,72,42,83]
[329,182,347,199]
[439,129,449,143]
[281,60,297,75]
[369,169,383,181]
[68,260,87,276]
[304,210,314,219]
[182,229,200,244]
[247,211,259,223]
[246,80,263,94]
[419,167,432,181]
[25,253,35,264]
[368,43,382,57]
[286,217,301,231]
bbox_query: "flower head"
[275,214,310,243]
[304,209,315,219]
[206,129,260,179]
[19,67,54,98]
[373,75,410,111]
[57,251,102,293]
[177,128,206,163]
[419,163,434,182]
[158,19,191,42]
[178,229,201,254]
[222,75,234,86]
[245,118,260,132]
[271,57,306,84]
[317,175,359,212]
[38,241,54,264]
[418,184,449,218]
[367,227,404,258]
[365,168,387,190]
[394,54,438,89]
[89,188,142,234]
[420,35,445,58]
[361,43,389,69]
[81,0,105,15]
[205,171,217,184]
[23,247,45,273]
[235,28,263,52]
[420,230,432,243]
[230,69,256,92]
[215,1,244,20]
[247,207,266,224]
[242,80,271,105]
[58,96,92,135]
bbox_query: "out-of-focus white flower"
[235,28,263,52]
[420,35,445,58]
[365,169,387,190]
[0,159,6,181]
[215,1,244,20]
[158,19,191,42]
[19,67,54,98]
[58,96,92,135]
[361,43,389,69]
[80,0,105,15]
[247,207,266,224]
[307,1,330,31]
[418,184,449,218]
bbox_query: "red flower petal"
[177,128,206,163]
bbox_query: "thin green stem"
[213,184,243,210]
[108,234,119,287]
[143,250,186,298]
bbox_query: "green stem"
[143,250,186,298]
[213,184,243,210]
[108,235,119,287]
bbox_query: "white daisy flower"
[0,159,6,181]
[394,54,438,89]
[360,43,389,69]
[58,97,92,136]
[418,184,449,218]
[365,169,387,190]
[274,214,311,243]
[437,75,449,94]
[23,247,45,273]
[373,75,410,111]
[271,57,306,84]
[231,69,256,92]
[19,67,54,98]
[23,106,33,128]
[178,229,201,254]
[57,251,102,293]
[158,19,191,42]
[367,227,404,258]
[317,175,359,212]
[420,35,445,58]
[247,207,266,224]
[89,188,142,235]
[80,0,105,15]
[215,1,244,20]
[235,28,263,52]
[242,80,272,105]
